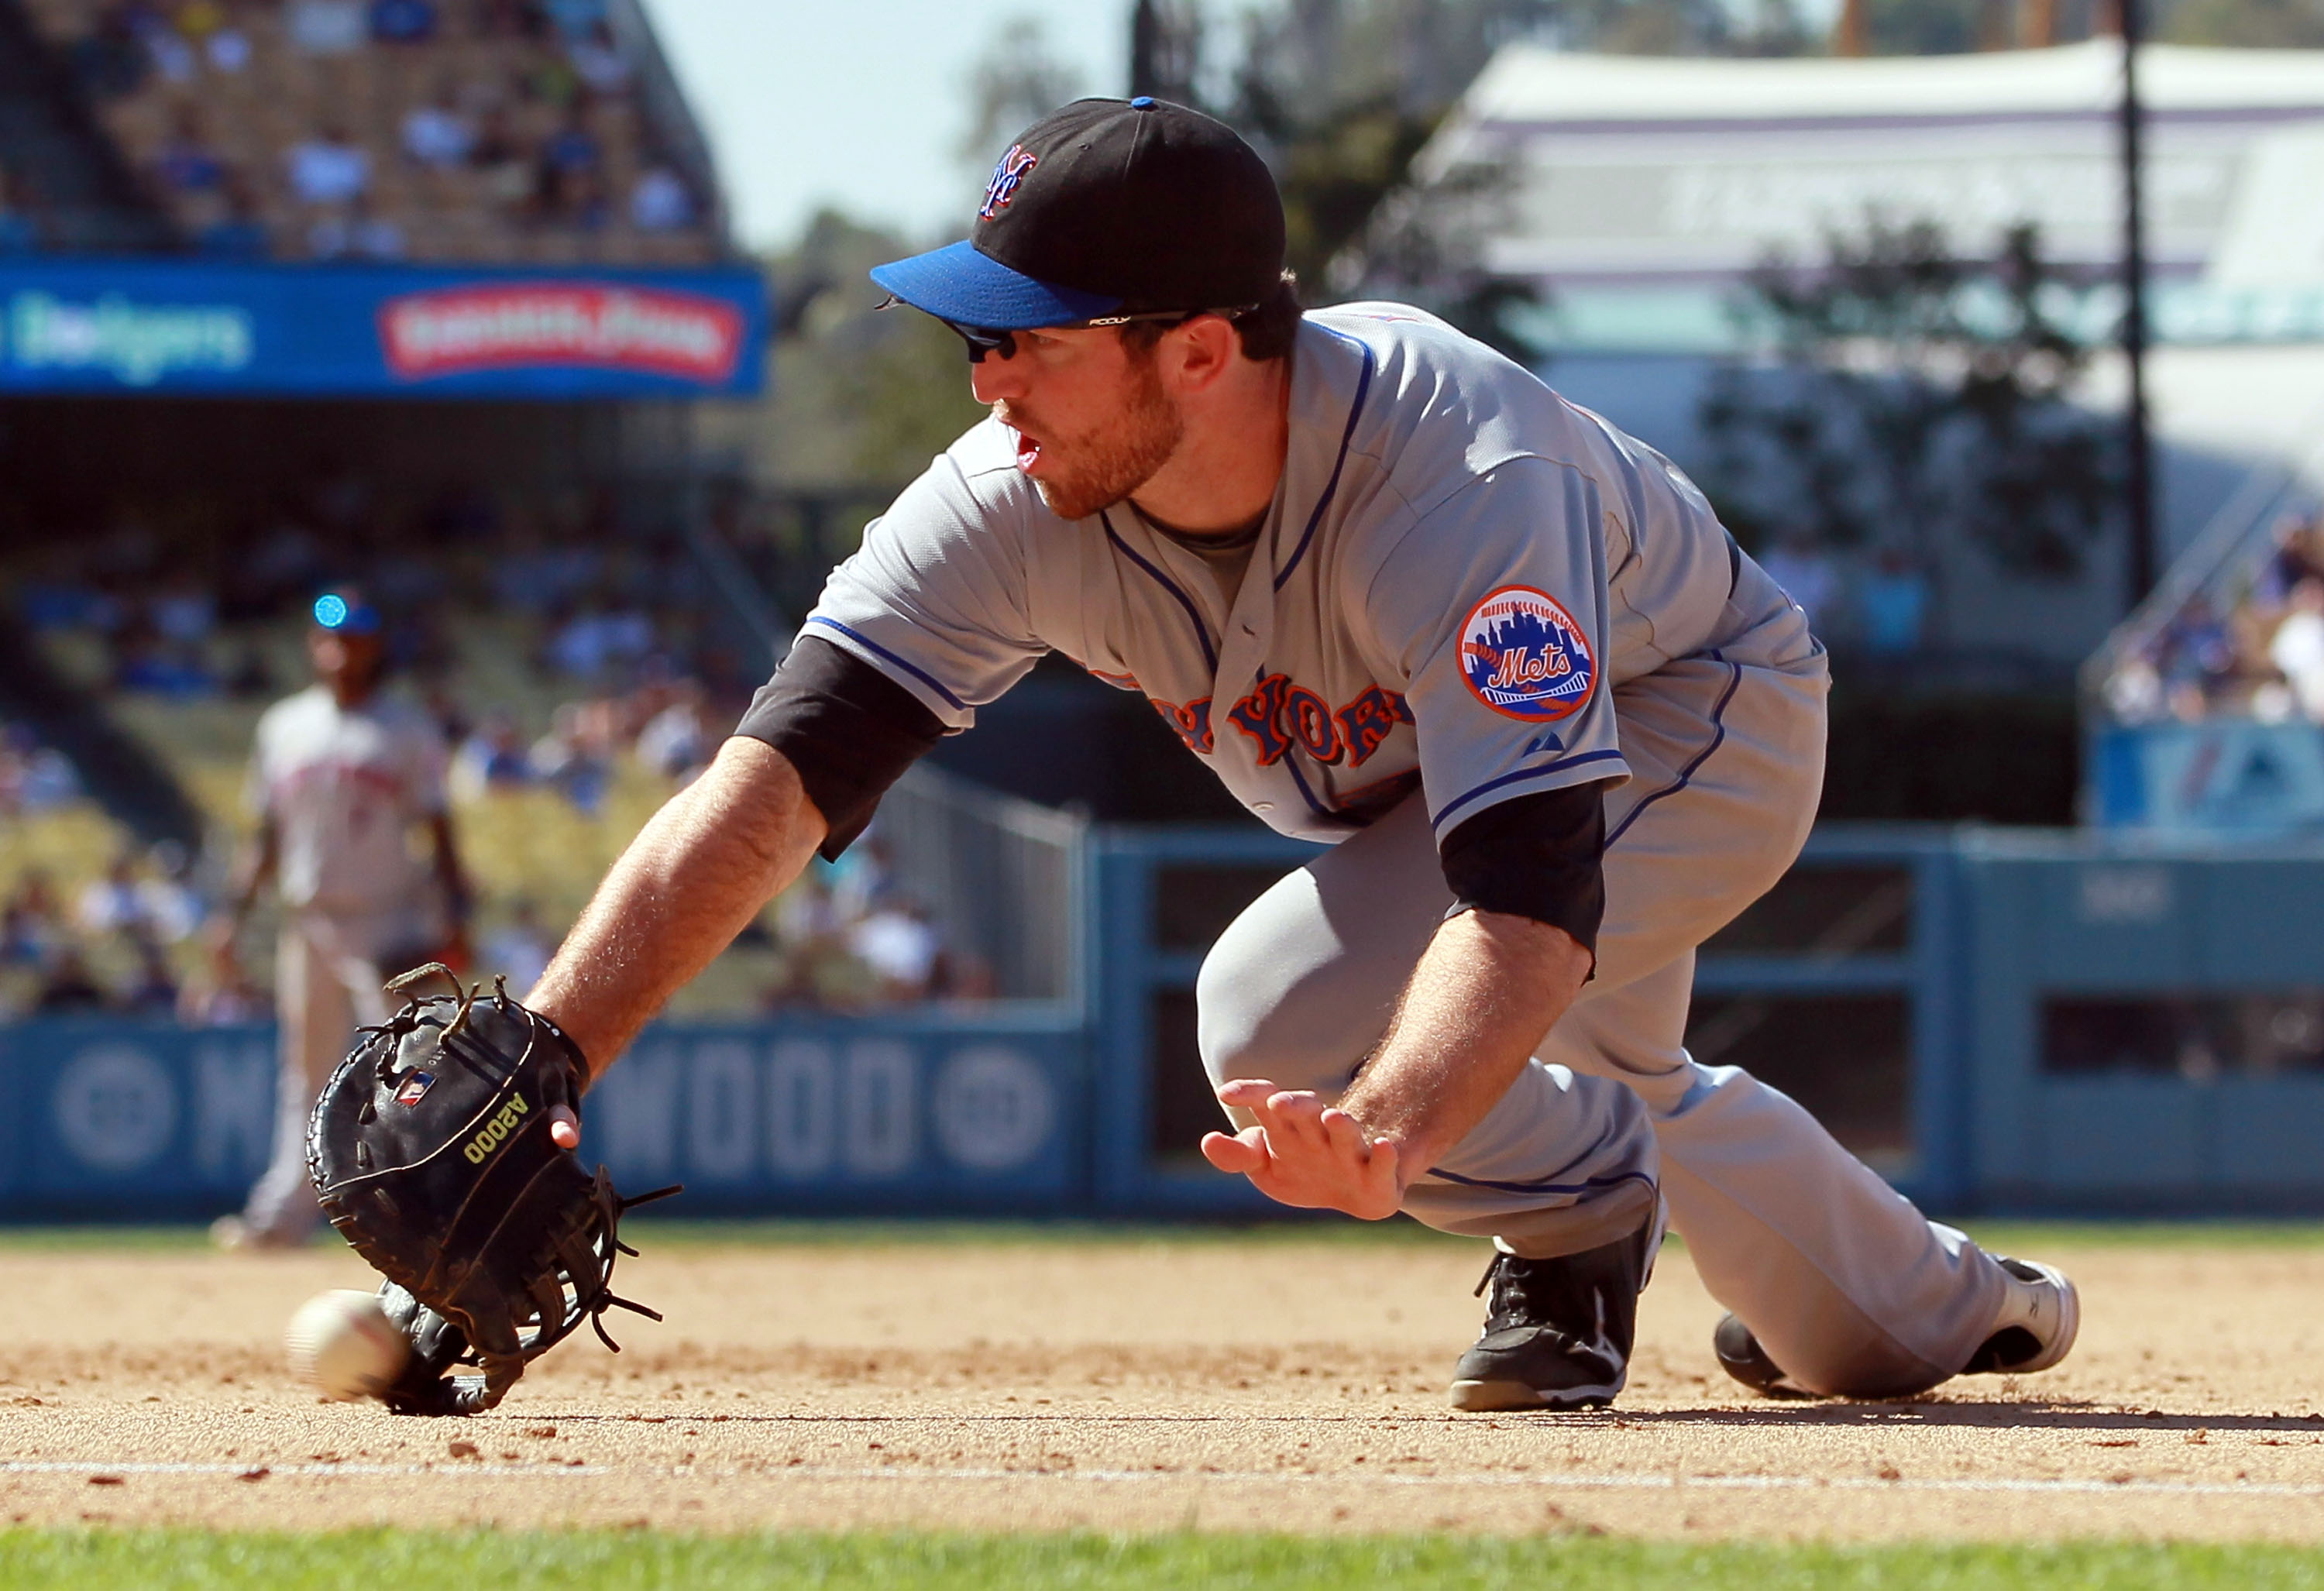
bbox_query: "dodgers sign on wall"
[1458,586,1597,722]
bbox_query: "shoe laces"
[1473,1251,1560,1335]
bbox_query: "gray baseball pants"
[1197,562,2009,1397]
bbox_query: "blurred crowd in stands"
[0,469,986,1020]
[762,836,993,1012]
[0,839,225,1019]
[0,722,84,819]
[0,831,978,1022]
[9,0,716,263]
[1755,536,1933,658]
[9,467,757,732]
[2102,514,2324,725]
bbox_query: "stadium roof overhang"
[1437,37,2324,128]
[0,259,768,400]
[1415,41,2324,354]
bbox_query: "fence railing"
[877,764,1087,1005]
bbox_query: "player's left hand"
[1201,1080,1402,1220]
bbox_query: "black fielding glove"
[307,964,681,1415]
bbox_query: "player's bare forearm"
[1204,909,1590,1218]
[528,737,827,1077]
[1339,909,1592,1174]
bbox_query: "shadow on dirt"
[1594,1401,2324,1435]
[529,1403,2324,1435]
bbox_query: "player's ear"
[1164,314,1239,394]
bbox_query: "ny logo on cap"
[980,145,1038,220]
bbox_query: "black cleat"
[1447,1223,1652,1412]
[1712,1254,2082,1397]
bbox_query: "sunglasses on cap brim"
[876,297,1259,364]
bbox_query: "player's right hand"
[1202,1080,1403,1220]
[202,916,242,980]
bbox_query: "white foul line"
[4,1459,2323,1500]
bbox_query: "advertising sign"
[2093,721,2324,833]
[0,1016,1081,1218]
[0,260,766,398]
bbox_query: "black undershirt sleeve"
[1436,782,1610,959]
[731,634,946,861]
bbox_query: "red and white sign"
[378,283,745,383]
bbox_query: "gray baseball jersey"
[806,301,2016,1397]
[805,304,1738,845]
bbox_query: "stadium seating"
[15,0,720,264]
[0,472,844,1020]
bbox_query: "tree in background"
[1121,0,1807,351]
[1697,216,2118,632]
[2161,0,2324,46]
[755,211,985,490]
[734,0,1858,506]
[961,16,1088,163]
[695,211,985,616]
[1327,155,1548,360]
[1130,0,1206,101]
[1828,0,2324,53]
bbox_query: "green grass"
[5,1531,2324,1590]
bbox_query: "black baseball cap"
[869,97,1285,332]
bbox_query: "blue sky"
[638,0,1132,253]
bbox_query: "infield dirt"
[2,1228,2322,1541]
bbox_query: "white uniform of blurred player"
[208,591,469,1249]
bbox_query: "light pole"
[2120,0,2157,607]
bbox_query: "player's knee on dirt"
[1770,1339,1954,1400]
[1700,1263,1956,1399]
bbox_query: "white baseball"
[285,1289,410,1401]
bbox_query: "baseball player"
[524,98,2078,1407]
[208,589,471,1250]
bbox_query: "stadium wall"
[8,823,2324,1222]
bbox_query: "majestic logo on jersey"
[1222,677,1411,767]
[981,146,1039,219]
[1458,587,1596,723]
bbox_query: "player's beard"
[1002,352,1184,522]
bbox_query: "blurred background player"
[205,589,470,1251]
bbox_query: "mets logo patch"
[1458,586,1597,722]
[981,145,1038,219]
